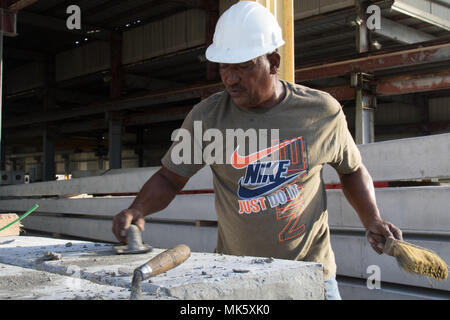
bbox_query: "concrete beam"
[331,234,450,292]
[0,236,324,300]
[322,133,450,183]
[1,187,448,234]
[0,166,213,197]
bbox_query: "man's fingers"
[366,231,385,254]
[112,215,126,243]
[388,223,403,240]
[135,218,145,232]
[121,212,134,237]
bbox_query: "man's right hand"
[112,208,146,243]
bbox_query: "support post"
[204,0,219,81]
[108,31,123,169]
[240,0,294,83]
[355,0,369,54]
[0,3,17,171]
[42,126,56,181]
[42,58,57,181]
[110,31,123,99]
[136,127,144,168]
[108,113,122,170]
[352,72,376,144]
[275,0,294,83]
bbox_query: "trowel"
[130,244,191,300]
[113,224,153,255]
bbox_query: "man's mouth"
[227,86,246,97]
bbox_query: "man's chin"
[230,96,254,109]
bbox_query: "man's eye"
[239,64,252,70]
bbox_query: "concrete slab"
[0,236,324,300]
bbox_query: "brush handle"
[137,244,191,280]
[383,236,396,256]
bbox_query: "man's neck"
[257,79,286,109]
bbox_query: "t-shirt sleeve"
[328,105,362,175]
[161,109,206,178]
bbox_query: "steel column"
[352,72,376,144]
[108,114,122,170]
[204,0,219,81]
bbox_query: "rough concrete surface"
[0,236,324,300]
[0,263,160,300]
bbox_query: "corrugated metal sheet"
[429,97,450,121]
[122,9,205,65]
[55,42,111,82]
[7,62,45,94]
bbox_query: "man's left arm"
[338,164,403,254]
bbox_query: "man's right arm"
[112,166,189,243]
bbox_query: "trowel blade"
[113,244,153,255]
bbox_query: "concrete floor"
[0,235,324,300]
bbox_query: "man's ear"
[268,52,281,75]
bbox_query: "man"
[112,1,402,300]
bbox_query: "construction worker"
[112,1,402,300]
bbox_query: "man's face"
[219,55,276,109]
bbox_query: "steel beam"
[4,83,224,128]
[295,39,450,82]
[377,69,450,95]
[375,17,436,44]
[17,10,110,41]
[8,0,37,11]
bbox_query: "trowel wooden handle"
[144,244,191,277]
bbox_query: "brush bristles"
[392,241,448,281]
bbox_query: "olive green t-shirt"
[161,81,361,279]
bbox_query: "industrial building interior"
[0,0,449,301]
[2,0,449,181]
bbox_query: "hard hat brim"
[205,41,285,64]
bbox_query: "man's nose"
[222,70,240,86]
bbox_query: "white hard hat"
[205,1,285,64]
